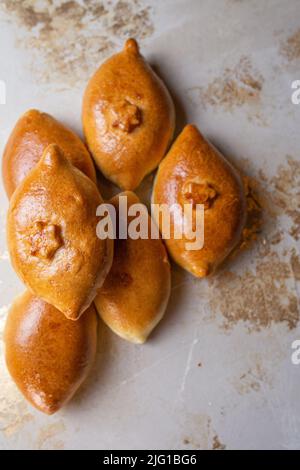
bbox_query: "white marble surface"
[0,0,300,450]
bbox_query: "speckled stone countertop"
[0,0,299,450]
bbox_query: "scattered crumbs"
[188,56,264,111]
[0,0,154,86]
[244,156,300,243]
[269,230,284,245]
[269,156,300,241]
[0,363,34,438]
[247,110,269,127]
[207,154,300,332]
[0,395,33,438]
[209,249,299,332]
[182,414,226,450]
[280,29,300,61]
[290,249,300,281]
[212,434,226,450]
[239,176,263,250]
[36,421,66,450]
[234,363,273,395]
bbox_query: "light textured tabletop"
[0,0,299,450]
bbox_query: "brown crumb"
[280,29,300,61]
[239,176,263,250]
[269,156,300,241]
[0,0,154,86]
[290,249,300,281]
[182,415,224,450]
[235,363,273,395]
[212,434,226,450]
[209,250,299,332]
[269,230,284,245]
[191,56,264,111]
[208,155,300,332]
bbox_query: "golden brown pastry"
[152,124,246,277]
[82,38,175,191]
[4,291,97,414]
[95,191,171,344]
[2,109,96,199]
[7,144,113,320]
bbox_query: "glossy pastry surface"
[4,291,97,414]
[152,124,246,277]
[7,144,113,320]
[2,109,96,198]
[95,191,171,344]
[82,38,175,191]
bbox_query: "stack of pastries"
[2,39,246,414]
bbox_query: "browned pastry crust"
[4,291,97,414]
[152,124,247,277]
[7,144,113,320]
[2,109,96,199]
[95,191,171,344]
[82,38,175,191]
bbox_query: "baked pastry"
[152,124,246,277]
[95,191,171,344]
[4,291,97,414]
[2,109,96,198]
[82,38,175,191]
[7,144,113,320]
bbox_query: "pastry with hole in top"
[95,191,171,344]
[152,124,246,277]
[2,109,96,199]
[82,38,175,191]
[4,291,97,414]
[7,144,113,320]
